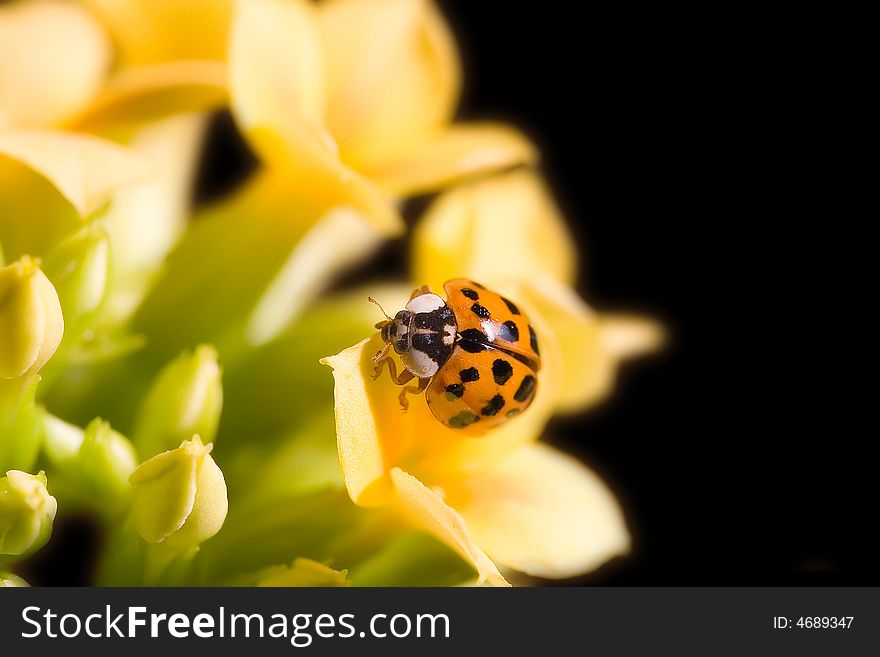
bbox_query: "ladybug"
[370,279,541,434]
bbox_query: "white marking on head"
[406,293,445,314]
[404,348,439,377]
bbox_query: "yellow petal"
[368,123,536,197]
[319,0,461,170]
[229,0,324,129]
[518,277,663,414]
[246,209,384,346]
[0,1,110,129]
[98,114,207,322]
[390,467,508,586]
[82,0,232,66]
[412,170,577,292]
[600,313,666,360]
[0,130,148,217]
[66,61,227,134]
[517,276,609,413]
[229,0,400,235]
[0,156,80,260]
[321,337,397,508]
[445,443,630,579]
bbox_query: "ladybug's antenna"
[367,296,392,321]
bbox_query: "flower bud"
[129,436,227,548]
[79,418,138,508]
[0,470,57,559]
[0,257,64,379]
[132,345,223,458]
[42,415,138,513]
[42,225,110,322]
[1,571,28,586]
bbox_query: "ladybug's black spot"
[461,288,479,300]
[492,359,514,385]
[481,394,506,416]
[470,303,490,319]
[501,296,521,315]
[498,320,520,342]
[506,408,521,419]
[458,329,488,352]
[529,325,540,355]
[445,383,465,400]
[460,367,480,382]
[514,375,537,403]
[449,411,479,429]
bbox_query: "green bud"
[41,413,84,468]
[41,225,109,323]
[42,414,138,515]
[132,345,223,459]
[256,558,350,587]
[0,470,57,561]
[129,436,227,548]
[1,571,29,587]
[0,256,63,379]
[79,419,138,509]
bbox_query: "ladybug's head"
[380,311,412,354]
[369,297,411,354]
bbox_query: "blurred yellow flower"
[228,0,535,236]
[0,1,146,217]
[0,0,228,320]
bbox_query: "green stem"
[0,374,41,472]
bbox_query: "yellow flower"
[0,1,227,312]
[322,171,663,585]
[0,1,148,219]
[227,0,535,237]
[128,435,228,548]
[324,334,630,585]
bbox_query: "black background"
[25,2,871,586]
[428,2,870,585]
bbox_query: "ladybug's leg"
[409,285,433,300]
[372,353,415,387]
[371,343,391,363]
[397,377,430,411]
[371,352,396,381]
